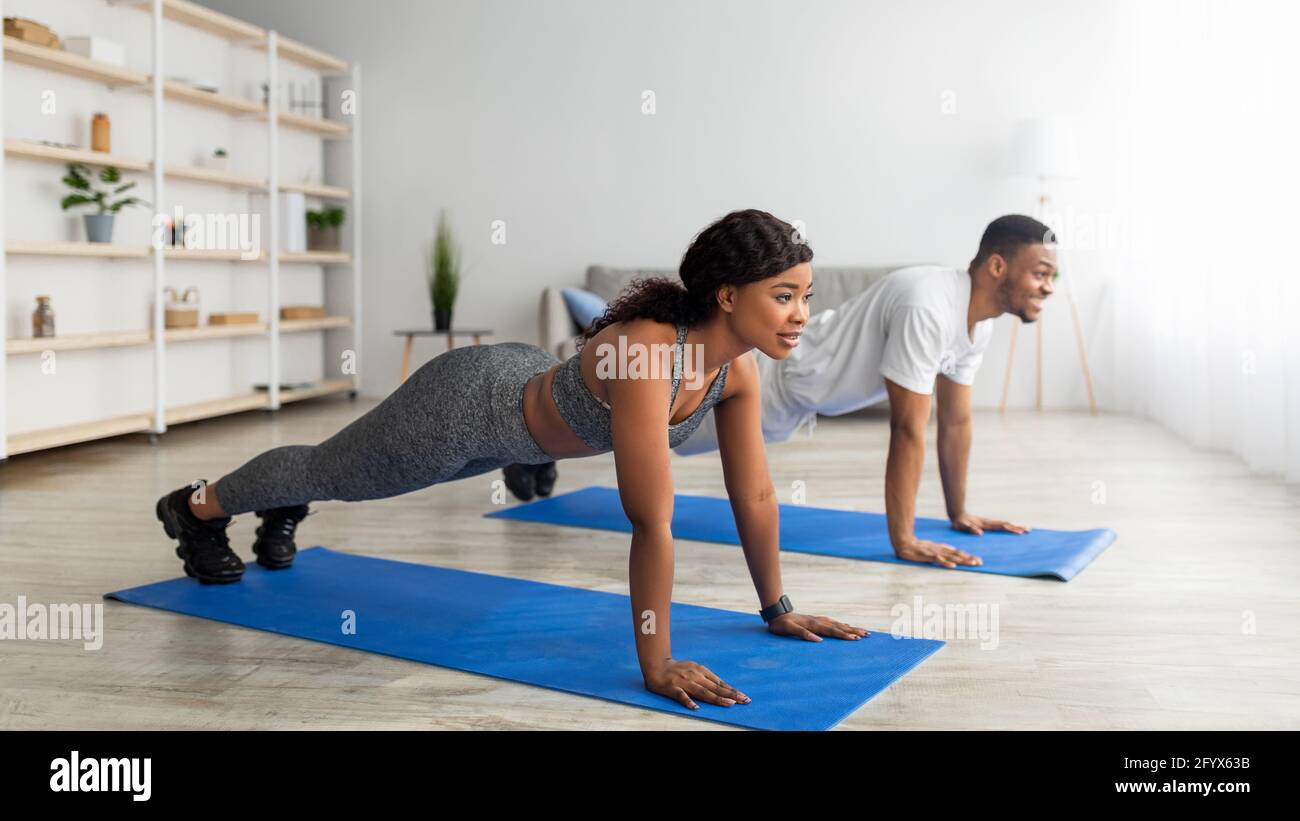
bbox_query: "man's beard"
[997,280,1037,323]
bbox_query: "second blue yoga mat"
[487,486,1116,581]
[106,547,942,731]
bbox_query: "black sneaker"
[533,461,558,497]
[502,463,536,501]
[155,485,244,584]
[252,504,311,569]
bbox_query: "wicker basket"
[164,286,200,328]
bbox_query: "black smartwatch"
[759,594,793,623]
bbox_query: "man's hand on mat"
[950,512,1031,537]
[894,537,983,568]
[644,658,750,710]
[767,612,869,642]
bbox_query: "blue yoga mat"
[487,486,1116,581]
[106,547,942,731]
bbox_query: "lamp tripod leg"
[1070,295,1099,415]
[1000,321,1019,414]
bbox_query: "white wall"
[204,0,1126,408]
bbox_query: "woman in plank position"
[154,208,866,710]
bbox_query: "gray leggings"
[212,342,559,516]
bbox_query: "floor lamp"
[1001,117,1098,415]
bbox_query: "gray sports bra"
[551,323,730,452]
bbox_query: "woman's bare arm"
[605,321,749,709]
[713,353,783,609]
[716,353,869,642]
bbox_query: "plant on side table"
[428,209,461,331]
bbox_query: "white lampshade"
[1009,117,1079,179]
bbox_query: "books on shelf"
[209,312,260,325]
[281,306,326,320]
[253,381,317,392]
[4,17,59,48]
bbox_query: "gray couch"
[541,264,912,359]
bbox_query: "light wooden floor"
[2,396,1297,730]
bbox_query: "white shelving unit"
[0,0,363,459]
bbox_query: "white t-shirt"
[674,266,994,456]
[760,265,993,440]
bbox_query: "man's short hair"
[972,215,1056,267]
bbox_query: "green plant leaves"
[60,194,97,210]
[429,209,460,310]
[108,196,145,214]
[306,206,345,229]
[60,163,144,214]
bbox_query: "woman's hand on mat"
[644,658,750,710]
[894,537,983,568]
[951,512,1031,537]
[767,612,868,642]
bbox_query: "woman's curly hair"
[578,209,813,348]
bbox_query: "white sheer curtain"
[1110,0,1300,483]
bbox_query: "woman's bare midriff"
[521,364,602,460]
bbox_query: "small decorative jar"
[32,295,55,338]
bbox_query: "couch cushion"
[560,287,608,330]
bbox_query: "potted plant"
[209,147,228,171]
[60,163,146,243]
[428,210,460,331]
[306,206,345,251]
